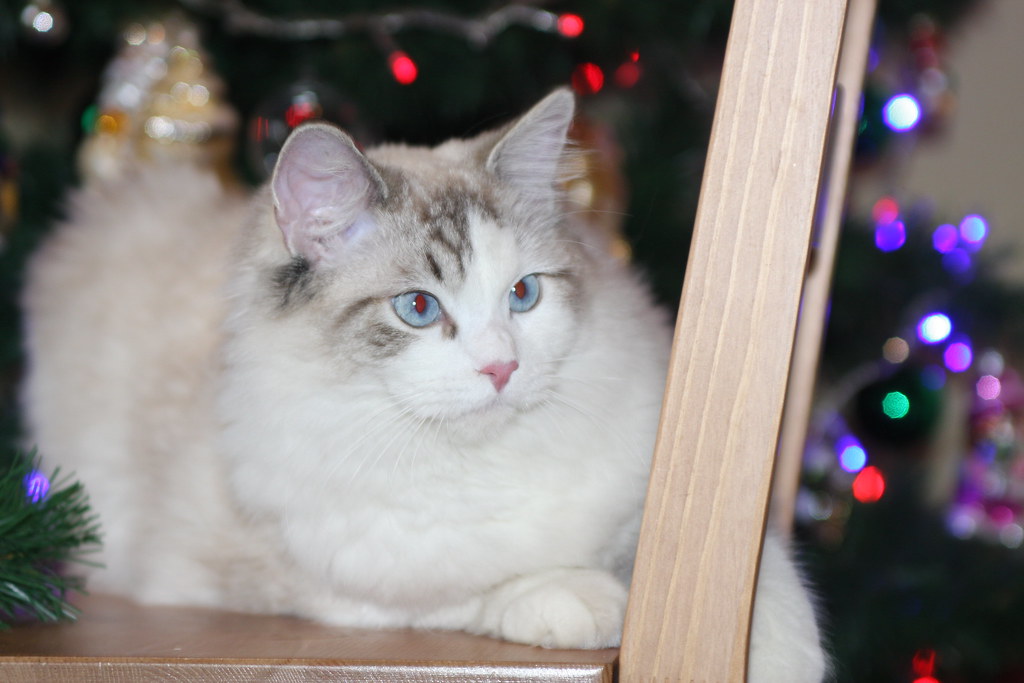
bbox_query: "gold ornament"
[78,16,238,183]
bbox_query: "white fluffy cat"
[22,89,826,680]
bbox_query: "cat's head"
[262,90,589,436]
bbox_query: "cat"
[22,89,826,680]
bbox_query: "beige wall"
[852,0,1024,282]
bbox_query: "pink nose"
[479,360,519,392]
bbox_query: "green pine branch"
[0,451,102,628]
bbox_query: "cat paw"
[476,568,627,649]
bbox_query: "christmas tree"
[0,451,101,628]
[2,1,1023,680]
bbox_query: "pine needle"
[0,450,102,628]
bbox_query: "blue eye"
[509,274,540,313]
[392,291,441,327]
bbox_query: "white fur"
[22,94,826,680]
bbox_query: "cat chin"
[414,397,523,444]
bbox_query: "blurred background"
[1,1,1023,680]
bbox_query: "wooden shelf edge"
[0,657,614,683]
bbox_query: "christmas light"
[874,219,905,251]
[990,504,1014,525]
[977,349,1005,376]
[124,22,147,46]
[284,101,318,127]
[932,223,958,253]
[31,10,54,33]
[959,213,988,248]
[852,466,885,503]
[882,93,922,132]
[943,341,973,372]
[24,469,50,503]
[1000,523,1024,549]
[976,375,1001,401]
[867,47,880,72]
[912,649,936,677]
[557,13,584,38]
[941,248,972,274]
[836,435,868,473]
[872,196,900,224]
[251,115,270,142]
[389,51,418,85]
[882,336,910,363]
[917,313,952,344]
[882,391,911,419]
[572,63,604,95]
[948,506,980,539]
[615,61,641,88]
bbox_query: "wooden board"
[619,0,848,679]
[0,593,617,682]
[772,0,879,533]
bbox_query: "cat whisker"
[390,411,435,480]
[345,387,453,483]
[544,371,627,390]
[318,392,433,485]
[541,387,645,470]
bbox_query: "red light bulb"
[557,13,584,38]
[615,62,641,88]
[284,102,317,128]
[852,465,885,503]
[389,51,418,85]
[571,63,604,95]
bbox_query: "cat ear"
[271,122,384,265]
[486,88,575,198]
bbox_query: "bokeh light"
[836,435,868,473]
[959,214,988,249]
[942,248,972,274]
[614,60,641,88]
[882,391,911,419]
[976,375,1002,401]
[32,10,54,33]
[557,13,585,38]
[977,349,1005,376]
[882,336,910,364]
[932,223,958,253]
[882,93,922,132]
[917,313,952,344]
[572,62,604,95]
[24,469,50,503]
[853,466,886,503]
[872,196,900,225]
[913,648,937,677]
[1000,523,1024,549]
[943,341,973,372]
[389,51,418,85]
[875,220,906,251]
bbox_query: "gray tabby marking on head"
[366,321,414,359]
[271,256,315,310]
[264,89,581,355]
[333,296,378,335]
[417,185,501,283]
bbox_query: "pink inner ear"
[271,124,377,264]
[487,89,574,197]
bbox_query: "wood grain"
[772,0,879,534]
[0,593,616,682]
[619,0,848,679]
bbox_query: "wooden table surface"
[0,593,618,682]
